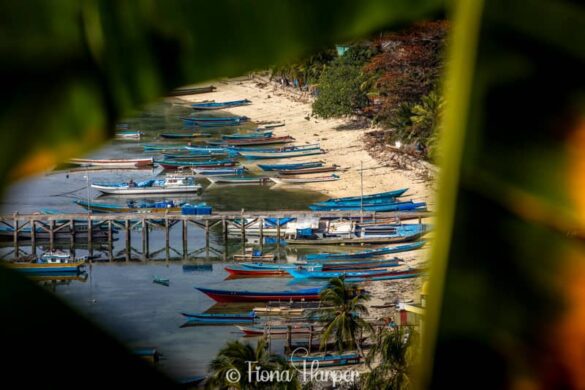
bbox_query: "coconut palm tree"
[318,277,373,356]
[363,327,415,390]
[205,337,299,390]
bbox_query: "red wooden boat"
[196,287,322,303]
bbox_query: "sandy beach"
[175,76,435,207]
[176,76,433,326]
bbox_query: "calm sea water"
[0,101,332,379]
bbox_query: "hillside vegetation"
[271,21,448,160]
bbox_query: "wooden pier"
[0,210,430,260]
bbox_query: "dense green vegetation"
[271,21,448,160]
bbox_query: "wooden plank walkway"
[0,210,431,260]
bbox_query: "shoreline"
[177,76,432,343]
[175,76,436,206]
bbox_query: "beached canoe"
[191,99,251,110]
[143,144,186,151]
[320,189,409,203]
[345,268,423,282]
[206,176,271,184]
[160,133,211,139]
[167,85,216,96]
[195,287,322,303]
[305,241,426,261]
[277,166,347,175]
[239,148,325,160]
[258,162,324,171]
[270,174,340,185]
[91,176,202,195]
[222,131,273,140]
[208,136,295,147]
[70,158,154,168]
[191,167,246,176]
[182,116,248,122]
[232,144,320,153]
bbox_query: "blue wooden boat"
[191,99,251,110]
[182,264,213,272]
[305,241,426,261]
[345,268,423,282]
[288,268,399,279]
[239,263,322,271]
[309,200,427,212]
[230,143,320,153]
[185,146,237,154]
[153,276,170,286]
[6,258,85,274]
[182,116,248,122]
[238,147,325,160]
[163,151,227,159]
[258,161,324,171]
[143,144,186,151]
[74,199,182,213]
[158,159,238,169]
[192,167,246,176]
[181,312,256,320]
[321,189,409,203]
[160,132,211,139]
[195,287,322,302]
[222,131,272,140]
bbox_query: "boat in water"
[91,175,202,195]
[309,200,427,212]
[195,287,322,303]
[6,257,85,274]
[158,159,238,170]
[160,132,211,139]
[115,131,144,139]
[305,241,426,261]
[153,276,170,286]
[288,267,417,280]
[74,199,182,213]
[70,157,154,168]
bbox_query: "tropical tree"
[363,327,416,390]
[206,337,299,390]
[318,277,373,356]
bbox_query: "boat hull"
[92,184,202,195]
[196,287,321,303]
